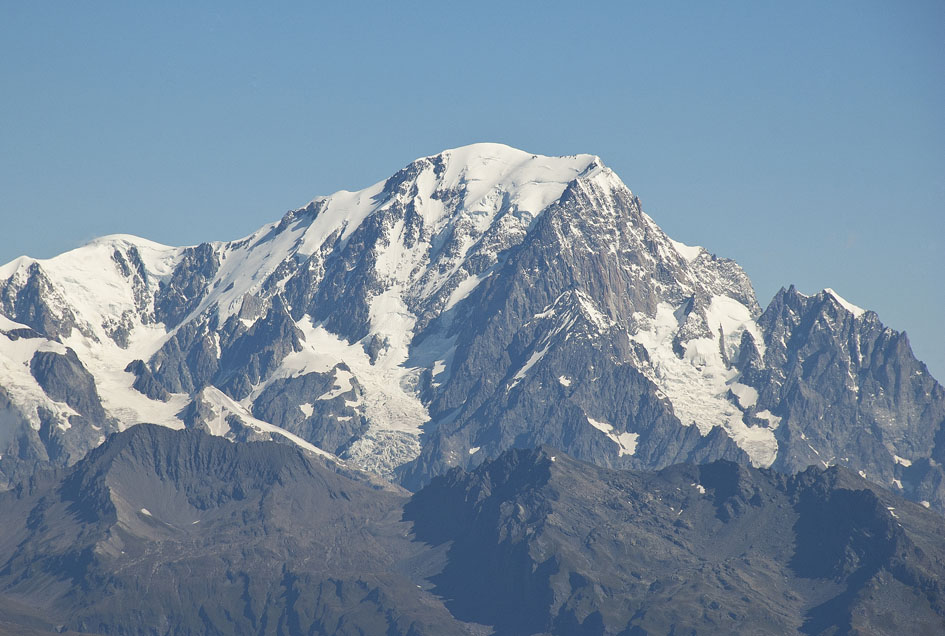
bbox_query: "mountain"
[406,444,945,635]
[0,424,467,635]
[1,143,943,510]
[1,425,942,635]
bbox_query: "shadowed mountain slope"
[0,426,942,635]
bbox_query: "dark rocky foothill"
[0,427,941,635]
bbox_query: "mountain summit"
[1,143,943,509]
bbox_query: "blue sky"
[1,1,943,379]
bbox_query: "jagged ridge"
[0,143,942,512]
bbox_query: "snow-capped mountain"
[1,143,943,509]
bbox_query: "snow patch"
[728,382,758,409]
[292,318,427,434]
[587,416,638,456]
[0,314,31,331]
[630,301,776,467]
[67,322,190,432]
[754,410,782,428]
[824,288,865,317]
[614,432,639,456]
[668,238,703,262]
[576,291,612,331]
[894,454,912,467]
[444,272,487,311]
[510,344,550,389]
[343,429,422,478]
[316,367,356,401]
[197,386,335,459]
[586,416,612,434]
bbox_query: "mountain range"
[0,143,943,633]
[1,143,941,507]
[1,424,942,635]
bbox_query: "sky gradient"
[1,1,943,379]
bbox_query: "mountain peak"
[304,143,604,211]
[428,142,600,176]
[396,142,608,220]
[430,141,597,163]
[822,287,866,317]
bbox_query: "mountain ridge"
[2,425,942,635]
[1,143,943,512]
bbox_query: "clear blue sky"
[2,1,943,380]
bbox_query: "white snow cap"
[418,143,603,215]
[823,288,865,317]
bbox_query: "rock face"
[29,347,106,422]
[0,426,942,635]
[744,287,945,509]
[0,143,942,511]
